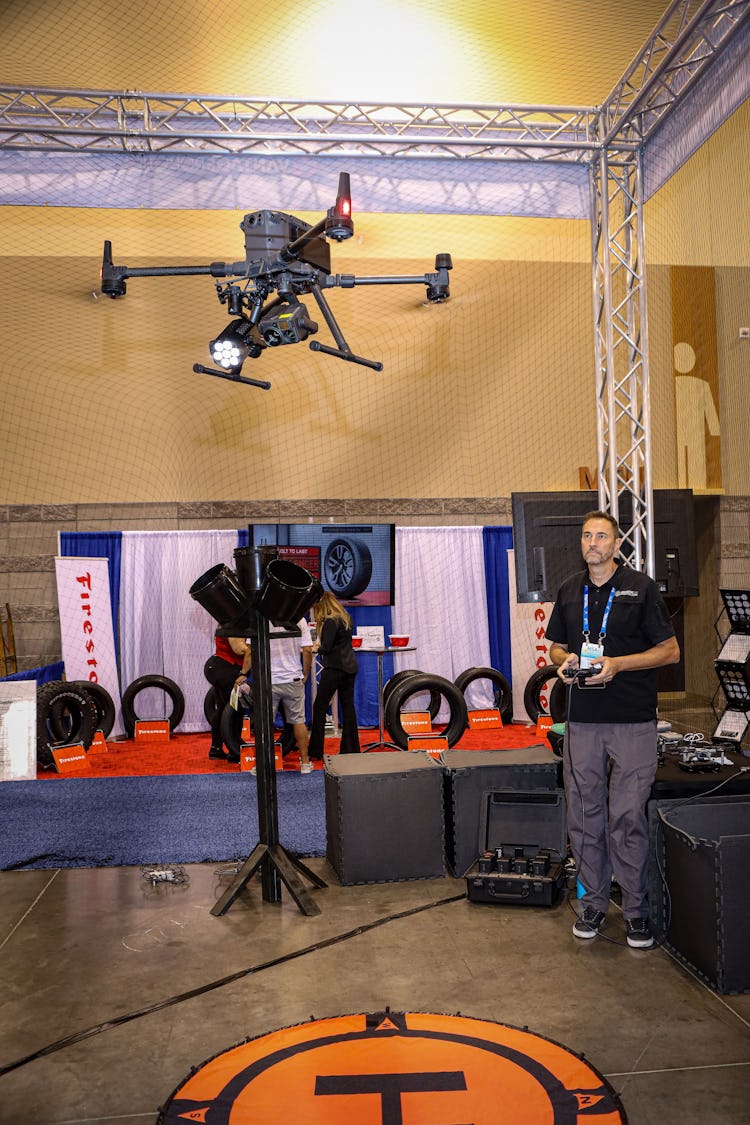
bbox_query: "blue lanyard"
[583,585,616,643]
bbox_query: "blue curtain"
[0,660,64,685]
[482,526,514,684]
[350,604,393,729]
[59,531,123,657]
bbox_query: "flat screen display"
[251,523,395,606]
[511,489,699,603]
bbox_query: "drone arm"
[323,254,452,302]
[328,273,430,286]
[101,240,246,297]
[309,285,383,372]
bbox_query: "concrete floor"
[1,854,749,1124]
[2,696,749,1123]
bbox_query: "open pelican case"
[465,788,566,907]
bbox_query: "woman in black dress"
[308,592,360,757]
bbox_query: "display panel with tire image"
[251,523,395,606]
[322,536,372,599]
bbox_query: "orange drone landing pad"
[157,1009,626,1124]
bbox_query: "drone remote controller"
[563,665,605,689]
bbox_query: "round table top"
[354,645,417,654]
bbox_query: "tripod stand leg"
[287,853,328,889]
[211,844,324,917]
[268,845,322,916]
[211,843,269,916]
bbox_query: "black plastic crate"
[324,751,444,885]
[660,796,750,994]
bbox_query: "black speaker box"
[660,796,750,994]
[441,747,561,876]
[324,752,445,885]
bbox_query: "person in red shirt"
[203,633,251,762]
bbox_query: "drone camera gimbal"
[100,172,452,389]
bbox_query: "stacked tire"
[36,680,106,769]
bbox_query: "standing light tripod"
[190,546,326,917]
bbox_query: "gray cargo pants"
[564,721,657,919]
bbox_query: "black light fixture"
[209,319,262,372]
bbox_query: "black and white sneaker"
[573,906,607,939]
[626,918,654,948]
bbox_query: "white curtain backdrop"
[392,527,493,718]
[118,530,238,733]
[115,525,501,735]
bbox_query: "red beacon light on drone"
[325,172,354,241]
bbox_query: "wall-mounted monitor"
[251,523,395,606]
[511,490,698,603]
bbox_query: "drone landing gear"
[193,363,272,390]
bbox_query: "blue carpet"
[0,773,327,869]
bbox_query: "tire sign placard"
[55,556,123,732]
[158,1009,626,1124]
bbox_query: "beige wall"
[1,100,749,688]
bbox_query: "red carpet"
[37,723,549,780]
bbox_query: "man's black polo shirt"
[545,563,675,723]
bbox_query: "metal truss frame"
[0,89,599,161]
[1,0,747,573]
[590,144,654,574]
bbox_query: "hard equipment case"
[466,787,566,907]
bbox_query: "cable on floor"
[0,890,466,1077]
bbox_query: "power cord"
[0,889,465,1077]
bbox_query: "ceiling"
[1,0,673,108]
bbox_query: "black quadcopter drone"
[100,172,452,390]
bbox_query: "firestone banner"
[55,556,124,736]
[508,551,556,723]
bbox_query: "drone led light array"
[101,172,452,389]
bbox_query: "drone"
[100,172,452,390]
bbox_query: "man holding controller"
[546,510,680,948]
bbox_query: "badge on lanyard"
[581,586,615,669]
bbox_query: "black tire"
[36,681,98,769]
[65,682,116,738]
[383,669,442,721]
[121,674,185,738]
[454,666,513,723]
[523,665,567,724]
[384,673,468,751]
[383,670,442,721]
[220,700,252,759]
[322,537,373,599]
[549,679,566,724]
[203,686,221,728]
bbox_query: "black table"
[359,645,416,751]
